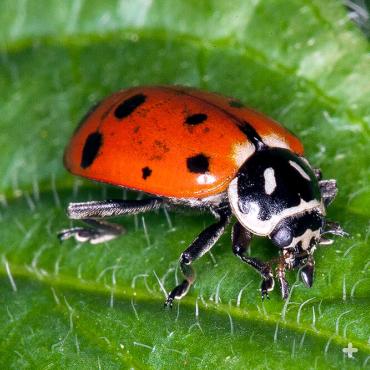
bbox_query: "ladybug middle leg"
[165,204,232,307]
[58,198,163,244]
[231,222,275,299]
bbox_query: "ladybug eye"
[271,226,293,248]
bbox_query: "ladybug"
[58,85,346,305]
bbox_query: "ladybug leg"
[300,254,315,288]
[319,179,338,207]
[231,222,274,299]
[276,258,289,299]
[58,198,162,244]
[323,220,348,237]
[58,219,123,244]
[66,198,163,219]
[319,220,348,245]
[165,205,232,307]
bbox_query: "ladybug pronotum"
[58,85,346,305]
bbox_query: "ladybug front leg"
[58,198,162,244]
[300,254,315,288]
[165,205,231,307]
[232,222,274,299]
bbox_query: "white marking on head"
[263,167,277,195]
[283,228,321,251]
[232,142,255,167]
[228,176,325,236]
[289,160,311,181]
[196,174,216,185]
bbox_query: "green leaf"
[1,1,369,368]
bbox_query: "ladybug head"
[269,210,324,250]
[228,147,326,246]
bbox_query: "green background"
[0,1,369,369]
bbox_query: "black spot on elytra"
[81,132,103,168]
[114,93,146,119]
[185,113,208,125]
[142,166,152,180]
[186,153,209,173]
[229,100,244,108]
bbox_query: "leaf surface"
[0,1,369,368]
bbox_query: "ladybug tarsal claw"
[300,261,315,288]
[164,297,174,309]
[261,289,270,300]
[261,277,274,300]
[319,236,334,246]
[57,219,124,245]
[57,227,118,244]
[165,280,189,307]
[323,221,349,238]
[57,227,92,242]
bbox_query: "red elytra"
[64,85,304,198]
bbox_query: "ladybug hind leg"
[165,204,231,307]
[58,198,163,244]
[232,222,275,299]
[58,218,123,244]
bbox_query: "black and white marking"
[289,160,311,181]
[270,210,323,250]
[228,148,323,236]
[263,167,277,195]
